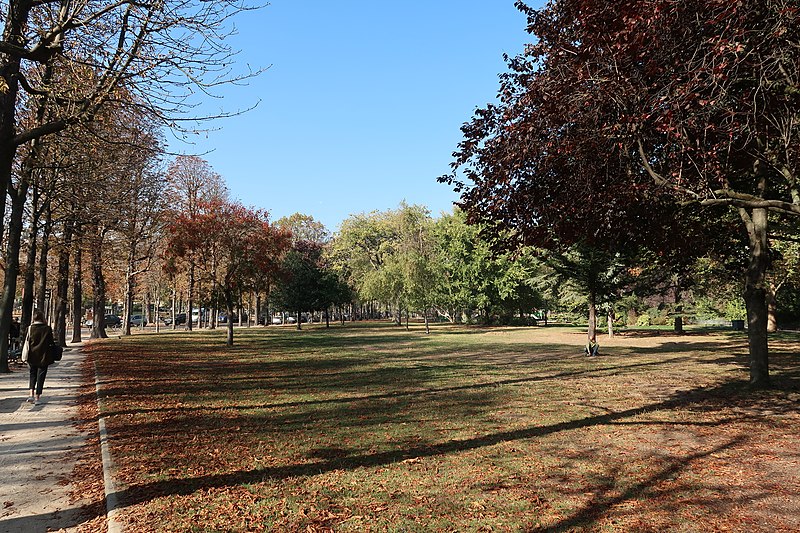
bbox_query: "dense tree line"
[0,0,262,371]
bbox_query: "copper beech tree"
[444,0,799,387]
[165,200,291,346]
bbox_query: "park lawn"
[86,323,800,532]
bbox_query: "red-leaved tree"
[444,0,799,387]
[166,200,291,346]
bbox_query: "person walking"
[23,309,56,405]
[9,316,20,350]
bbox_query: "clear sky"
[171,1,541,232]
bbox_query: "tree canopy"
[443,0,800,387]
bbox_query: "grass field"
[86,323,800,532]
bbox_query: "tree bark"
[36,204,52,315]
[71,231,83,343]
[741,207,770,388]
[224,291,235,346]
[54,220,72,346]
[171,285,177,330]
[607,308,614,338]
[587,290,597,343]
[0,1,30,250]
[90,230,108,339]
[21,188,39,333]
[187,262,195,331]
[766,282,778,333]
[0,179,30,373]
[123,239,136,336]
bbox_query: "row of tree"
[0,0,261,371]
[4,132,795,377]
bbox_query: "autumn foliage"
[165,200,291,344]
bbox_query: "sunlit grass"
[87,322,800,532]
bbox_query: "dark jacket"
[27,322,55,367]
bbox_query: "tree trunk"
[587,291,597,343]
[225,292,235,346]
[424,309,430,334]
[171,285,177,330]
[187,262,195,331]
[296,310,302,330]
[90,231,108,339]
[741,207,770,388]
[248,291,253,328]
[766,282,778,333]
[0,1,29,265]
[607,308,614,338]
[36,204,52,315]
[54,220,72,346]
[210,255,218,329]
[0,179,30,373]
[123,240,136,336]
[155,292,161,333]
[21,188,39,333]
[145,291,152,328]
[71,231,83,343]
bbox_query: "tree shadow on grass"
[538,437,753,532]
[99,356,694,418]
[107,380,777,511]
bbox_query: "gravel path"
[0,342,97,532]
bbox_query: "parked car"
[85,314,122,328]
[271,316,283,325]
[129,314,147,327]
[219,313,248,324]
[174,313,187,326]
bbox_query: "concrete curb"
[94,359,124,533]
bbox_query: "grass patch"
[87,323,800,531]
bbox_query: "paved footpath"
[0,342,98,532]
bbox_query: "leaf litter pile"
[85,324,800,532]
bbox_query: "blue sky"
[173,1,541,232]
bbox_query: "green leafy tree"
[394,204,438,333]
[276,213,330,244]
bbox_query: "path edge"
[93,359,124,533]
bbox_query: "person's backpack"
[50,344,63,362]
